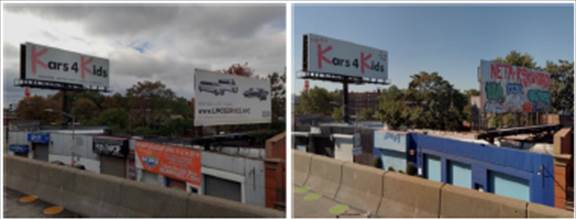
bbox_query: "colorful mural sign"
[135,140,202,187]
[479,60,551,113]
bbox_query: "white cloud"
[2,4,285,106]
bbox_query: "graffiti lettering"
[485,82,504,103]
[506,83,523,95]
[383,132,401,144]
[490,63,550,88]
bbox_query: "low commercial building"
[293,124,568,208]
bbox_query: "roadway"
[4,188,80,218]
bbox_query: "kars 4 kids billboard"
[21,42,110,89]
[303,33,388,80]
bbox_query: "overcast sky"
[2,4,285,107]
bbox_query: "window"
[447,160,472,188]
[488,171,530,202]
[424,154,441,182]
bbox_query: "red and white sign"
[22,42,110,89]
[304,34,388,80]
[135,140,202,187]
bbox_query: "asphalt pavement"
[4,188,80,218]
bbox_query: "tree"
[376,85,408,130]
[15,96,61,125]
[377,72,466,131]
[406,72,466,130]
[494,50,537,69]
[221,62,253,77]
[357,108,375,121]
[545,60,574,115]
[295,86,338,116]
[269,71,286,125]
[71,97,99,124]
[126,81,179,135]
[331,107,343,122]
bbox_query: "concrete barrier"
[293,150,312,186]
[440,184,527,217]
[335,162,384,215]
[4,156,283,218]
[377,172,443,218]
[527,203,574,218]
[305,154,344,199]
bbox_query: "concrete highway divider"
[292,151,573,218]
[304,153,344,199]
[4,156,284,218]
[439,183,527,217]
[377,171,443,217]
[335,162,384,215]
[293,150,312,186]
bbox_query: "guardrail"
[4,156,284,217]
[293,150,573,218]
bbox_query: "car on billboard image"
[198,79,239,96]
[218,79,239,93]
[243,88,269,101]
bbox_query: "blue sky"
[292,4,574,94]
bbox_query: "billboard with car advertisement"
[303,33,388,80]
[194,68,271,126]
[135,140,201,187]
[479,60,551,113]
[21,42,110,89]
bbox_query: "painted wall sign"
[303,33,388,80]
[135,140,201,187]
[374,131,407,152]
[27,132,50,144]
[9,144,30,154]
[479,60,551,113]
[93,136,128,158]
[21,42,110,89]
[194,69,271,126]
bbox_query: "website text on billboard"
[194,68,271,126]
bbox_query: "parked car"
[243,88,269,101]
[218,79,239,93]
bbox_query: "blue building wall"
[410,133,554,206]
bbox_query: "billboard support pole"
[342,76,350,124]
[62,91,71,126]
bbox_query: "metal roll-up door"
[141,170,161,186]
[100,156,126,178]
[204,175,242,202]
[33,143,49,161]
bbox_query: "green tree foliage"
[15,96,61,125]
[494,50,537,69]
[295,86,338,116]
[376,85,407,129]
[331,107,343,122]
[357,108,375,121]
[269,71,286,125]
[545,60,574,115]
[377,72,466,131]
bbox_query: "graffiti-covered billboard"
[479,60,551,113]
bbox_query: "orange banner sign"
[135,140,202,187]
